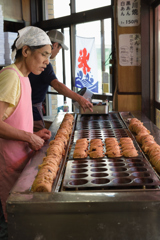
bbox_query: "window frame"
[31,0,114,109]
[153,2,160,126]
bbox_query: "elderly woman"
[0,26,52,230]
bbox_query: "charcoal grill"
[7,111,160,240]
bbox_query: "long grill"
[61,113,160,191]
[7,112,160,240]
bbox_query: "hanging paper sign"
[75,36,98,93]
[119,34,141,66]
[118,0,140,27]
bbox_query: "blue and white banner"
[75,36,98,93]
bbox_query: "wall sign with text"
[119,34,141,66]
[118,0,140,27]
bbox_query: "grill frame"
[62,112,160,191]
[7,111,160,240]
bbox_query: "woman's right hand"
[28,133,44,151]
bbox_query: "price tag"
[118,0,140,27]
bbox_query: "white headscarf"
[11,26,52,61]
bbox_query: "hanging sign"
[118,0,140,27]
[119,33,141,66]
[75,36,98,93]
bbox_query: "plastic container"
[73,87,93,108]
[63,101,69,112]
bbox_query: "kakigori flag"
[75,36,98,93]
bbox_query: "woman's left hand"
[78,96,93,112]
[35,128,51,141]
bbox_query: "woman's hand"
[35,128,51,141]
[78,95,93,112]
[28,133,45,151]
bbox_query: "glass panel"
[156,109,160,129]
[76,0,111,12]
[155,5,160,102]
[56,28,72,111]
[53,0,70,18]
[104,18,112,93]
[76,21,102,93]
[64,28,72,111]
[75,19,112,94]
[158,6,160,101]
[155,5,160,128]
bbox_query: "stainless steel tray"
[72,128,130,142]
[79,104,109,114]
[77,112,120,121]
[75,119,126,130]
[62,157,160,190]
[62,126,160,190]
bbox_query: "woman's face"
[25,45,52,75]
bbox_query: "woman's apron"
[0,67,33,221]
